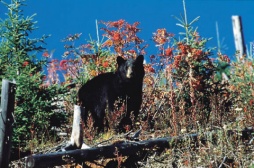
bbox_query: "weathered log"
[0,79,16,168]
[24,127,253,168]
[24,133,198,168]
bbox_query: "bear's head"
[116,55,144,82]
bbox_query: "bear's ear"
[117,56,125,65]
[136,55,144,64]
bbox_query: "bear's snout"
[126,66,133,78]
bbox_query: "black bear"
[78,55,145,132]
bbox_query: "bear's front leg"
[93,112,104,133]
[126,93,142,119]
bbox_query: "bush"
[0,0,68,152]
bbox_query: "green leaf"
[176,23,185,28]
[189,16,200,26]
[172,15,184,25]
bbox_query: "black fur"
[78,55,145,132]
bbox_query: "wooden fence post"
[232,15,246,61]
[70,105,84,149]
[0,79,16,168]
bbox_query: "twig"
[218,156,227,168]
[249,136,254,144]
[182,0,189,43]
[96,19,100,46]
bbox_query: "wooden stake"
[58,105,85,152]
[70,105,84,148]
[232,15,246,61]
[0,79,16,168]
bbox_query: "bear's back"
[78,72,123,106]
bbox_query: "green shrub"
[0,0,68,151]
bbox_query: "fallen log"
[24,127,253,168]
[24,136,171,168]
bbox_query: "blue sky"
[1,0,254,61]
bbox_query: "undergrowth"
[2,0,253,167]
